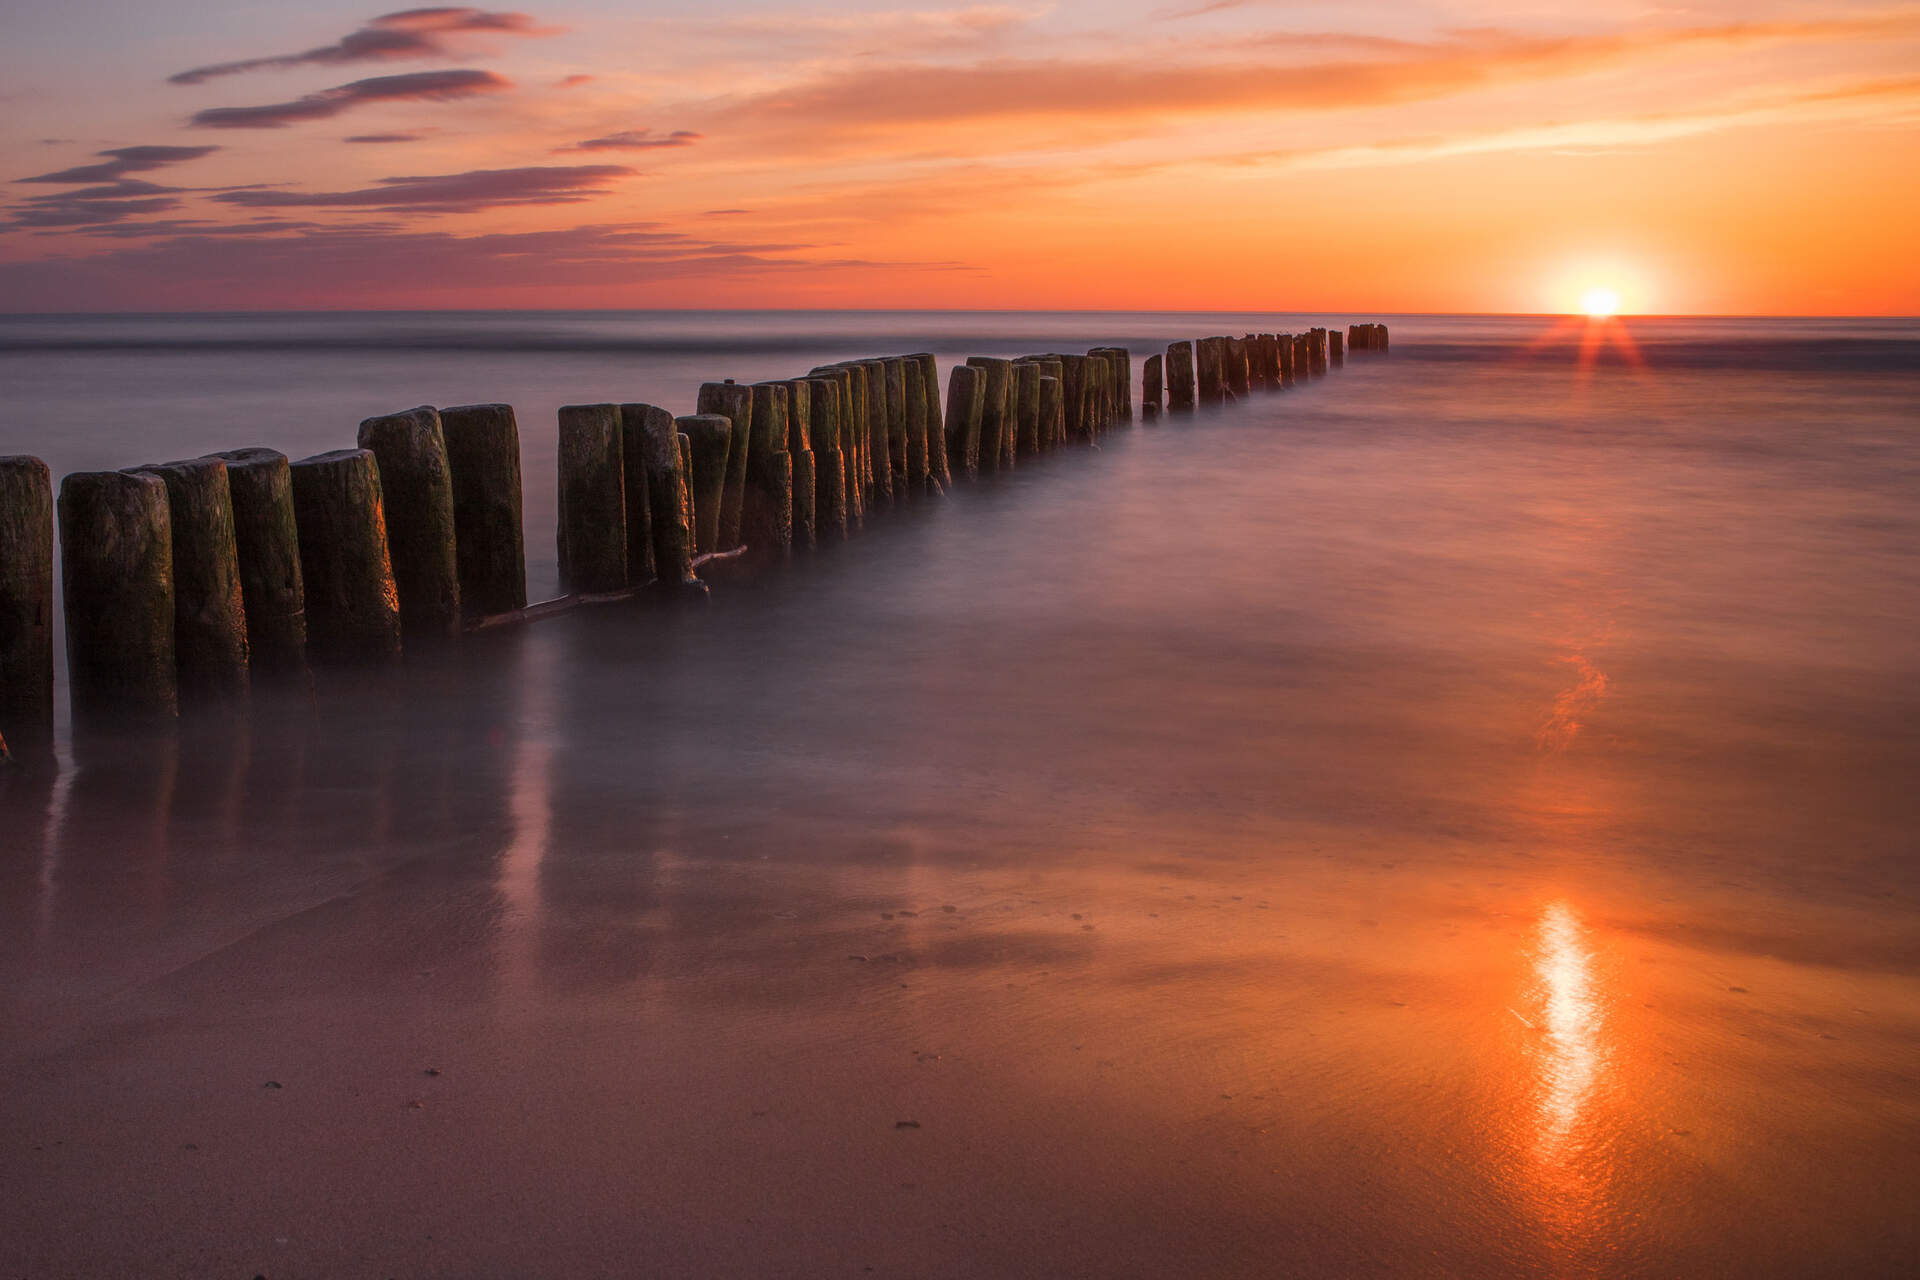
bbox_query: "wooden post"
[358,406,459,638]
[212,448,305,677]
[678,412,731,558]
[1090,348,1130,423]
[1012,360,1042,456]
[814,367,863,525]
[1377,323,1391,353]
[1309,328,1329,377]
[556,404,628,591]
[945,364,984,479]
[857,359,895,503]
[883,358,910,495]
[1293,334,1311,384]
[742,382,794,554]
[1036,358,1064,446]
[288,448,401,664]
[438,405,527,619]
[1142,354,1163,415]
[59,470,177,720]
[908,354,948,489]
[127,457,248,699]
[1166,341,1196,410]
[966,357,1013,472]
[697,382,753,550]
[1196,338,1224,405]
[804,376,848,539]
[1330,328,1345,368]
[901,358,929,491]
[1049,354,1084,441]
[782,379,818,549]
[618,404,670,585]
[644,420,699,589]
[1225,337,1251,399]
[1037,376,1062,453]
[0,456,54,755]
[1275,333,1294,387]
[1086,357,1110,435]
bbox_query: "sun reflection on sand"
[1521,899,1614,1256]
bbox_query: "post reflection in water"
[1520,899,1614,1259]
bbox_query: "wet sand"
[3,346,1917,1276]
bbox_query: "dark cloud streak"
[189,69,509,129]
[213,164,634,212]
[170,8,549,85]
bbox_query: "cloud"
[556,74,594,88]
[557,129,701,152]
[6,145,221,231]
[344,132,425,143]
[212,164,633,212]
[189,69,510,128]
[19,145,220,185]
[170,8,550,85]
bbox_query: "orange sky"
[2,1,1916,313]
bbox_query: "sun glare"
[1580,288,1621,320]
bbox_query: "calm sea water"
[1,311,1917,1276]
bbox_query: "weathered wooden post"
[1196,338,1224,405]
[678,412,731,558]
[945,364,984,478]
[742,381,794,554]
[556,403,628,591]
[1166,341,1196,411]
[804,376,848,539]
[1047,354,1082,441]
[696,382,753,550]
[1293,334,1311,384]
[1087,358,1111,435]
[212,448,306,677]
[814,366,863,525]
[965,357,1013,472]
[857,359,895,503]
[437,405,526,619]
[1012,360,1042,455]
[288,448,401,664]
[127,457,248,699]
[1275,333,1294,387]
[1377,323,1391,353]
[1309,328,1329,377]
[1330,328,1345,368]
[782,379,818,549]
[618,404,670,586]
[0,456,54,755]
[1036,358,1065,446]
[908,354,948,489]
[1244,335,1266,391]
[1348,323,1367,352]
[901,358,930,490]
[358,406,459,638]
[883,358,910,494]
[1090,348,1130,423]
[1142,354,1163,415]
[1037,376,1063,451]
[1224,337,1251,399]
[641,413,698,591]
[59,470,177,720]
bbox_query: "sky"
[1,0,1916,314]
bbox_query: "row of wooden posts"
[0,323,1386,761]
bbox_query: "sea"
[0,311,1916,1276]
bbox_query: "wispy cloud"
[557,129,702,153]
[170,8,552,85]
[212,164,634,212]
[6,145,222,231]
[189,69,511,128]
[19,145,221,185]
[343,132,425,144]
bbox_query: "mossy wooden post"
[1225,337,1251,399]
[1142,354,1163,415]
[945,364,983,479]
[358,406,459,638]
[804,376,848,539]
[1166,341,1196,411]
[619,404,672,586]
[966,357,1013,473]
[0,456,54,755]
[1330,329,1345,368]
[556,404,628,592]
[782,379,817,549]
[678,412,731,558]
[696,382,753,550]
[437,405,526,619]
[1196,338,1224,405]
[212,448,305,676]
[1012,360,1042,455]
[883,358,910,494]
[857,359,895,503]
[901,358,930,491]
[59,470,177,721]
[909,353,948,489]
[128,457,247,700]
[289,449,400,665]
[742,382,794,554]
[1037,376,1062,453]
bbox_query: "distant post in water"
[782,379,818,549]
[804,376,848,538]
[619,404,672,586]
[945,364,984,478]
[1012,360,1042,455]
[1142,354,1163,415]
[213,448,306,676]
[556,404,628,593]
[697,382,753,550]
[1166,341,1196,410]
[289,448,402,664]
[358,406,460,638]
[127,457,248,699]
[59,470,177,721]
[742,382,794,553]
[678,412,731,558]
[1330,328,1345,368]
[0,456,55,754]
[439,404,527,619]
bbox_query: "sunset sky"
[2,1,1916,314]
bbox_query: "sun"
[1580,287,1621,320]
